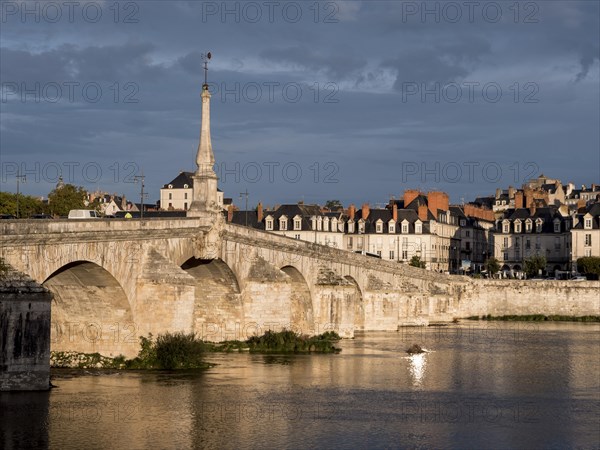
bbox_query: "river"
[1,322,599,449]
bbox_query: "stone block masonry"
[0,268,52,391]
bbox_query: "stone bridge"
[2,216,598,358]
[0,216,469,357]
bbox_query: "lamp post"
[134,172,147,220]
[239,190,249,227]
[16,172,26,219]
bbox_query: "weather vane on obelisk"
[201,52,211,88]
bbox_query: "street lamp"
[239,190,249,227]
[16,172,26,219]
[134,171,147,220]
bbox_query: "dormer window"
[358,220,365,233]
[376,220,383,233]
[536,219,543,233]
[331,218,338,232]
[553,220,560,233]
[317,216,323,231]
[525,220,532,233]
[388,221,395,233]
[183,184,189,189]
[415,222,422,234]
[460,219,466,227]
[584,218,592,229]
[294,217,302,231]
[266,218,274,231]
[168,184,173,189]
[311,216,317,231]
[514,220,521,233]
[503,220,510,234]
[323,217,330,232]
[348,221,355,233]
[279,216,288,231]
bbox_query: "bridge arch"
[43,260,137,357]
[181,257,243,341]
[281,266,314,335]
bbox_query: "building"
[160,171,224,211]
[571,203,600,268]
[491,204,572,276]
[450,204,495,273]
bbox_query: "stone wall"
[0,268,52,391]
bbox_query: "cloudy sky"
[1,0,598,208]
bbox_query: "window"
[348,222,354,233]
[402,250,408,260]
[168,193,172,200]
[503,222,509,233]
[525,221,532,233]
[347,237,353,249]
[466,241,471,250]
[317,217,322,231]
[535,237,541,250]
[294,219,301,230]
[554,221,560,233]
[323,218,329,232]
[554,237,560,250]
[536,221,543,233]
[183,184,188,189]
[358,222,365,233]
[376,222,383,233]
[515,237,520,248]
[295,234,301,240]
[184,202,188,210]
[402,223,408,234]
[503,237,509,249]
[415,223,422,234]
[585,234,592,246]
[184,193,188,199]
[389,250,395,260]
[526,238,531,250]
[515,221,521,233]
[465,230,470,237]
[280,218,288,231]
[266,219,273,231]
[357,237,364,250]
[389,222,395,233]
[585,248,592,257]
[460,219,466,227]
[585,219,592,229]
[504,252,509,261]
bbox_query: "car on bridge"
[68,209,100,219]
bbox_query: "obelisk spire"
[188,52,219,217]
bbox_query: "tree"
[0,192,48,217]
[485,257,500,276]
[576,257,600,280]
[524,255,547,278]
[324,200,343,211]
[409,255,426,269]
[47,184,87,216]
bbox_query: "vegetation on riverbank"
[466,314,600,322]
[50,330,342,370]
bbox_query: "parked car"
[0,214,16,219]
[571,276,587,281]
[68,209,100,219]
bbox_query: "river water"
[1,322,599,449]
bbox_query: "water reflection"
[0,323,598,449]
[407,352,428,387]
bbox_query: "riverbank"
[465,314,600,322]
[50,330,342,370]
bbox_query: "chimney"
[348,204,356,220]
[403,189,420,207]
[362,203,370,220]
[495,188,502,199]
[427,191,449,216]
[508,186,515,199]
[257,202,263,222]
[529,201,536,216]
[418,204,429,222]
[514,191,524,209]
[227,204,234,222]
[392,203,398,222]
